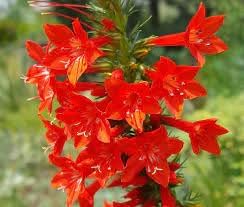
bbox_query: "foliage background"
[0,0,243,206]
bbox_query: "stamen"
[91,165,102,173]
[28,1,92,18]
[27,96,39,101]
[57,185,65,192]
[20,74,27,80]
[28,1,89,9]
[50,118,57,125]
[41,12,75,21]
[42,143,54,153]
[151,167,163,175]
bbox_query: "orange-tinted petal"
[67,55,88,85]
[74,136,90,148]
[126,110,146,132]
[97,120,110,143]
[66,182,84,207]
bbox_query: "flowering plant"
[24,1,228,206]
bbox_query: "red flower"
[56,93,110,146]
[150,3,228,66]
[160,162,183,207]
[161,116,229,155]
[25,41,56,112]
[49,154,93,207]
[41,117,67,156]
[77,140,124,184]
[147,57,206,118]
[24,1,229,206]
[78,181,101,207]
[122,127,183,187]
[168,163,183,185]
[44,18,110,85]
[113,188,156,207]
[102,18,116,31]
[25,40,71,112]
[160,187,176,207]
[105,70,161,132]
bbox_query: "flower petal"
[25,40,45,62]
[126,110,146,133]
[72,18,88,42]
[150,32,186,47]
[44,23,74,47]
[67,55,88,85]
[188,2,206,29]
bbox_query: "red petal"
[72,18,88,42]
[44,23,74,47]
[25,40,44,62]
[164,96,184,119]
[49,154,75,169]
[91,36,112,47]
[106,101,125,120]
[87,48,104,64]
[147,160,170,187]
[188,2,206,29]
[142,97,162,115]
[102,18,115,30]
[183,81,207,99]
[200,15,225,38]
[150,32,186,46]
[188,45,205,66]
[167,138,184,155]
[105,77,126,98]
[53,136,66,156]
[160,187,176,207]
[122,154,145,183]
[199,135,221,155]
[197,35,228,54]
[176,66,201,81]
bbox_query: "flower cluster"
[25,1,228,207]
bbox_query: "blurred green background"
[0,0,243,206]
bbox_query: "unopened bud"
[134,48,150,59]
[111,33,122,41]
[93,62,113,70]
[129,62,138,70]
